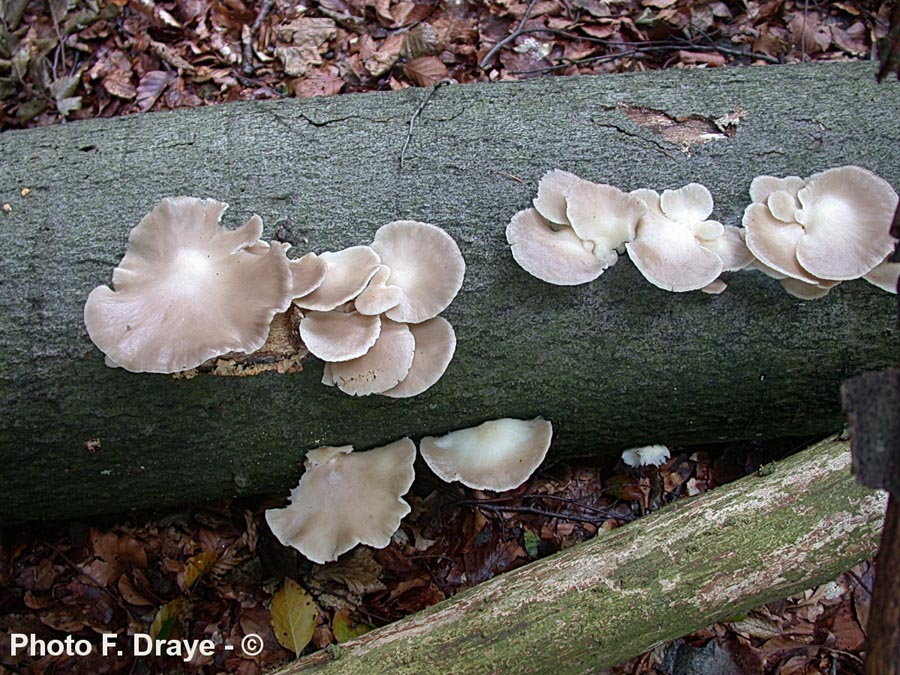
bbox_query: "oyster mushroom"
[265,438,416,564]
[508,170,646,285]
[621,444,670,467]
[743,166,899,283]
[289,252,328,300]
[419,417,553,491]
[299,307,381,362]
[293,246,381,311]
[369,220,466,324]
[84,196,292,373]
[793,166,898,280]
[506,208,607,285]
[626,184,727,292]
[382,316,456,398]
[323,318,415,396]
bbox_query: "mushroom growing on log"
[0,62,898,522]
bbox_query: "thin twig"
[507,49,643,75]
[242,0,275,75]
[452,492,616,516]
[467,503,609,524]
[231,70,285,97]
[448,494,633,523]
[400,80,448,169]
[479,0,542,69]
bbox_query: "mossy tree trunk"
[0,63,898,522]
[281,437,885,675]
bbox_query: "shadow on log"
[0,63,897,522]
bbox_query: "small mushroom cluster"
[266,417,553,563]
[294,220,465,398]
[621,444,671,468]
[742,166,900,299]
[508,166,899,299]
[507,170,751,293]
[84,200,465,394]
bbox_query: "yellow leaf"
[332,608,373,643]
[271,578,318,655]
[149,598,186,640]
[183,551,217,589]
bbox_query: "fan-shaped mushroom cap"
[265,438,416,564]
[792,166,898,280]
[369,221,465,324]
[626,186,724,292]
[293,246,381,311]
[84,197,292,373]
[324,318,415,395]
[533,169,581,225]
[506,208,606,285]
[863,256,900,293]
[290,252,328,300]
[299,309,381,362]
[420,417,553,492]
[355,265,403,316]
[382,317,456,398]
[565,181,646,266]
[701,279,728,295]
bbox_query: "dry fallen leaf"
[403,55,448,86]
[136,70,176,112]
[182,550,218,590]
[312,548,386,596]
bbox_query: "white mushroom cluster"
[84,203,465,393]
[266,417,553,564]
[294,220,465,398]
[84,197,293,373]
[507,170,647,285]
[742,166,900,299]
[627,184,752,293]
[508,166,899,299]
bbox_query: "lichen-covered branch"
[280,437,885,675]
[0,63,898,522]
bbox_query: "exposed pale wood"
[280,437,885,675]
[0,63,898,521]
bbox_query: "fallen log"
[0,63,898,522]
[282,436,885,675]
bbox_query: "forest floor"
[0,0,893,128]
[0,0,895,673]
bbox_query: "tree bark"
[280,436,885,675]
[0,63,898,522]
